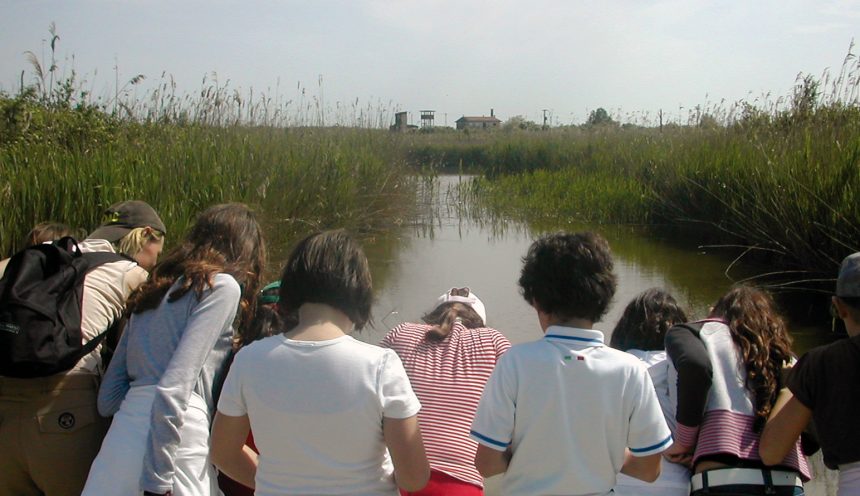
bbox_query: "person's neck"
[539,312,593,333]
[846,325,860,338]
[285,303,353,341]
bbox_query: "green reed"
[0,118,414,256]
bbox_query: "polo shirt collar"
[544,325,605,347]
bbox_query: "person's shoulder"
[386,322,431,341]
[235,334,282,360]
[799,336,858,367]
[211,273,242,296]
[600,345,650,369]
[501,338,547,358]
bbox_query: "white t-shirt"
[613,350,690,495]
[218,334,422,496]
[470,325,673,496]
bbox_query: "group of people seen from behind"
[0,200,858,496]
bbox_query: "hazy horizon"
[2,1,858,126]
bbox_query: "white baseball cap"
[434,287,487,325]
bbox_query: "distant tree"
[586,107,615,126]
[503,115,540,131]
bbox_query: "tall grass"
[450,56,860,289]
[0,34,413,257]
[0,123,413,256]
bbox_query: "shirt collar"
[543,325,605,346]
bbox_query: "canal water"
[359,175,836,350]
[344,174,838,495]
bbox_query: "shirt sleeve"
[97,322,131,416]
[627,363,674,456]
[470,352,516,451]
[217,349,248,417]
[492,329,512,359]
[378,348,421,419]
[787,351,817,410]
[141,274,241,493]
[665,323,713,447]
[378,325,400,349]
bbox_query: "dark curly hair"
[710,285,794,433]
[610,288,688,351]
[519,232,617,323]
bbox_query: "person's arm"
[141,274,241,494]
[665,324,712,450]
[620,449,662,482]
[384,415,429,491]
[97,323,131,416]
[760,389,813,465]
[474,444,511,477]
[210,412,257,488]
[492,330,512,359]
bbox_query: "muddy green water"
[357,175,837,353]
[359,175,839,495]
[269,174,840,495]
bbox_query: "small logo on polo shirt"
[564,355,586,361]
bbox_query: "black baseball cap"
[87,200,166,242]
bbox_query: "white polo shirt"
[470,325,672,496]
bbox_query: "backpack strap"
[75,250,137,361]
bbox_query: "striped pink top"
[380,321,511,488]
[676,410,811,480]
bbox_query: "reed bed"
[453,112,860,288]
[0,29,415,257]
[430,58,860,288]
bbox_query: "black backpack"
[0,237,129,378]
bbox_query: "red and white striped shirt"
[380,321,511,488]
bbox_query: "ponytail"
[421,302,484,342]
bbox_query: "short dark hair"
[609,288,688,351]
[518,232,617,322]
[837,296,860,322]
[279,229,373,330]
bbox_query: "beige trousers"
[0,373,109,496]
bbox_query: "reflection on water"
[360,175,836,353]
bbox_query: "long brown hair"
[710,285,793,432]
[126,203,266,335]
[422,302,484,342]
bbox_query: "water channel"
[281,174,840,495]
[360,175,836,352]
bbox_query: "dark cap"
[87,200,166,243]
[836,252,860,298]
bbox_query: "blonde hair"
[116,227,164,258]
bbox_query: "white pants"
[82,385,221,496]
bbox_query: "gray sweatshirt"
[97,273,240,493]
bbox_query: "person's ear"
[833,296,848,320]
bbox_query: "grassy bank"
[449,111,860,288]
[401,67,860,288]
[0,92,413,257]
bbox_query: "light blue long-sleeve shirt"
[98,273,240,493]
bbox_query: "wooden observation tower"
[420,110,435,129]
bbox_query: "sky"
[2,0,859,126]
